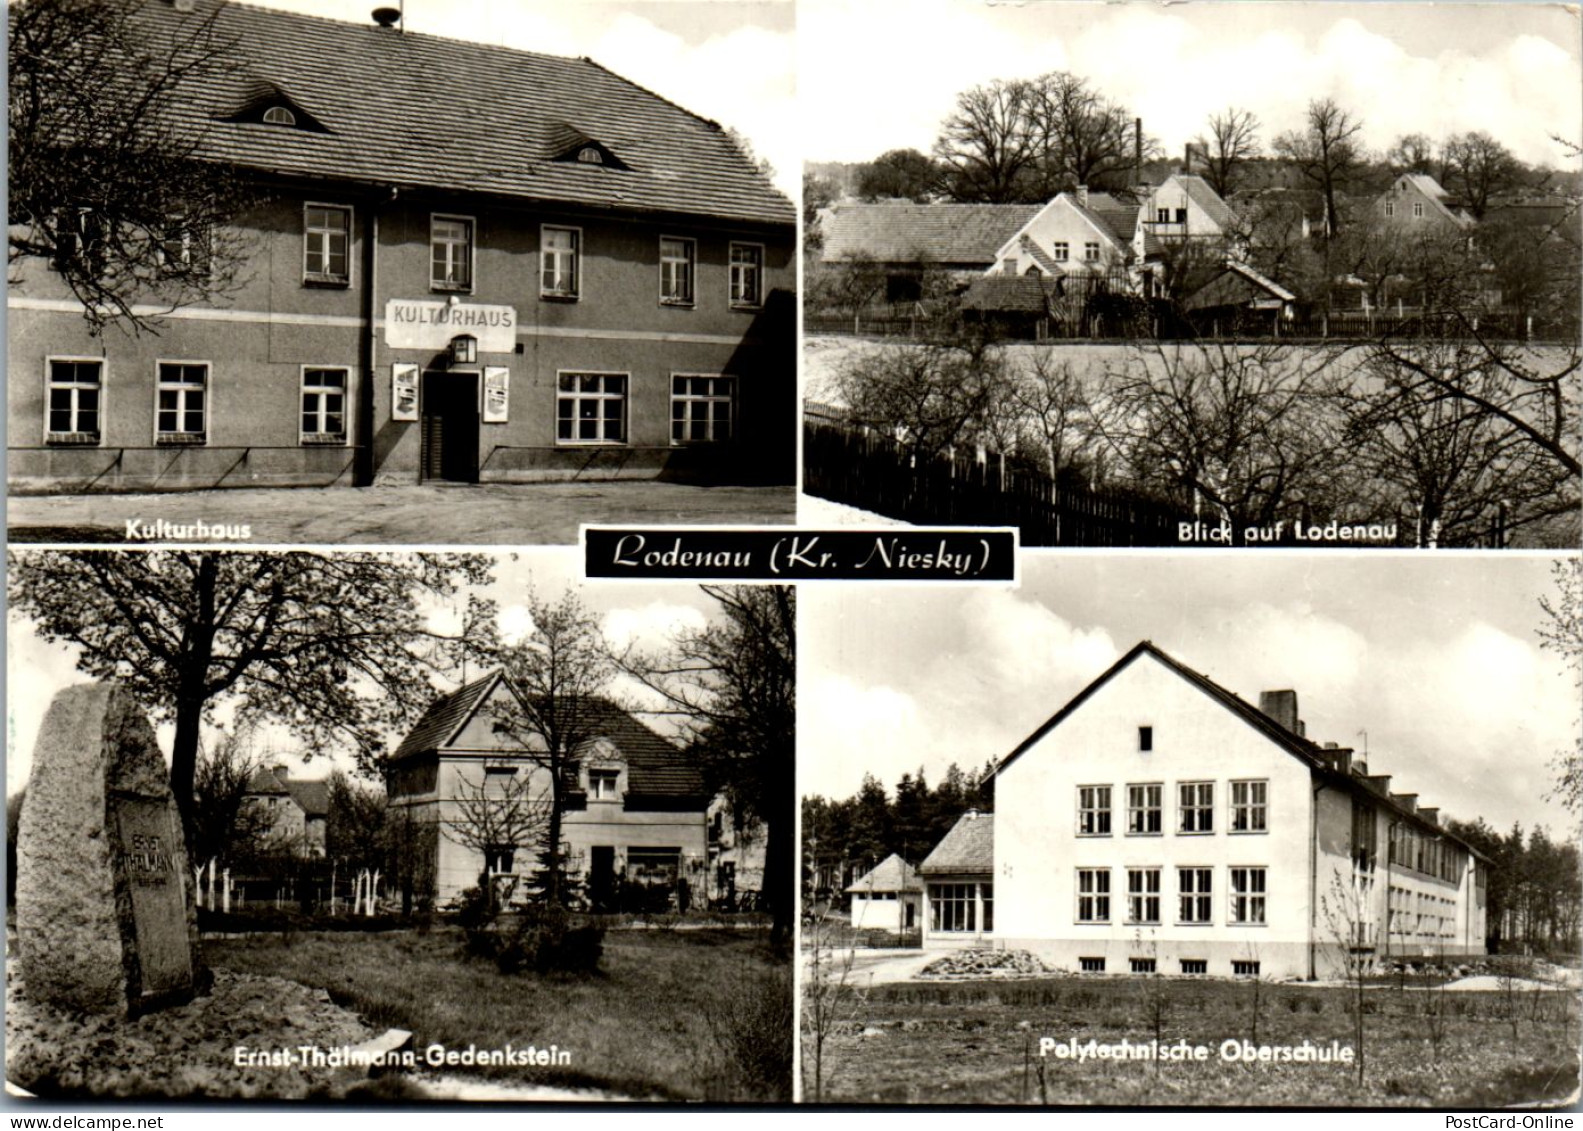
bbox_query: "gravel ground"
[7,481,796,546]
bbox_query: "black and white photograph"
[801,1,1581,549]
[5,548,794,1102]
[6,0,798,545]
[801,555,1581,1106]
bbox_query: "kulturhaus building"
[9,0,795,493]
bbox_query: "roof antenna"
[1356,729,1368,757]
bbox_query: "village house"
[819,202,1041,303]
[241,764,329,857]
[8,0,795,495]
[384,672,710,908]
[845,852,923,932]
[706,794,768,910]
[1375,174,1476,232]
[918,641,1489,979]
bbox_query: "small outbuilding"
[845,853,923,932]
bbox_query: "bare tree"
[1442,131,1521,220]
[1274,98,1365,238]
[8,0,256,334]
[857,148,942,202]
[933,79,1040,203]
[800,910,861,1103]
[1386,132,1438,177]
[1028,71,1141,193]
[1538,559,1583,815]
[1199,107,1262,198]
[1319,870,1376,1088]
[1005,351,1095,479]
[440,764,553,912]
[190,724,275,872]
[810,252,887,332]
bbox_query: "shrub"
[486,904,606,976]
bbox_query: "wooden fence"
[803,419,1188,547]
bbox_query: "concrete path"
[8,481,796,546]
[804,947,937,987]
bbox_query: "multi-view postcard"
[4,0,1581,1117]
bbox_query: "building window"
[1230,780,1267,833]
[557,373,627,444]
[304,205,350,285]
[484,845,515,875]
[1180,959,1208,975]
[660,236,696,305]
[46,359,102,443]
[1079,957,1105,973]
[1138,726,1153,752]
[1155,208,1169,224]
[156,362,207,444]
[300,367,347,444]
[1178,781,1213,833]
[1077,785,1111,836]
[541,225,580,299]
[431,214,474,291]
[1413,201,1425,218]
[729,242,763,308]
[1384,201,1396,217]
[1127,783,1162,835]
[1052,241,1069,262]
[672,375,735,444]
[1178,867,1212,924]
[588,769,619,800]
[1076,868,1110,923]
[1126,867,1161,924]
[1130,957,1156,974]
[1229,867,1267,924]
[1175,208,1187,224]
[1002,257,1017,274]
[930,883,976,932]
[982,883,993,931]
[1083,241,1100,261]
[263,106,297,127]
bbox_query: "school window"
[1180,959,1208,975]
[930,883,976,932]
[1126,867,1161,924]
[1178,867,1212,924]
[1079,957,1105,973]
[672,375,735,444]
[303,205,350,284]
[1077,785,1111,836]
[1232,960,1261,977]
[1229,867,1267,924]
[300,367,347,444]
[1230,780,1268,833]
[660,237,696,305]
[1178,781,1213,833]
[1076,869,1110,923]
[1083,241,1100,261]
[1053,241,1069,261]
[588,769,619,800]
[729,242,763,307]
[430,215,474,291]
[156,362,208,444]
[46,359,102,442]
[1130,957,1156,974]
[1138,726,1153,752]
[541,226,580,298]
[557,373,627,444]
[1127,783,1162,835]
[484,845,515,874]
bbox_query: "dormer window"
[589,769,619,800]
[576,147,603,165]
[263,106,297,127]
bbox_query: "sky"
[247,0,799,196]
[802,1,1583,171]
[801,553,1580,838]
[5,549,728,793]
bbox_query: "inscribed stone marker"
[16,683,200,1015]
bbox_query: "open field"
[804,974,1580,1107]
[210,926,791,1102]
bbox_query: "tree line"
[1442,818,1581,954]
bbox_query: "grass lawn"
[804,975,1580,1107]
[208,925,790,1102]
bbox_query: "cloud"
[601,601,709,651]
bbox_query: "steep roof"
[846,852,923,894]
[244,764,290,795]
[919,812,994,875]
[388,672,705,802]
[1079,193,1141,249]
[284,778,330,818]
[822,203,1041,265]
[113,1,792,226]
[1172,174,1237,232]
[997,641,1488,861]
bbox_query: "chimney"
[1363,774,1392,795]
[1419,807,1440,826]
[272,763,290,781]
[372,6,402,28]
[1075,185,1089,208]
[1391,793,1418,813]
[1184,142,1193,175]
[1351,757,1368,776]
[1258,690,1300,737]
[1134,118,1143,186]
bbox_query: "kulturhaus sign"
[384,300,517,353]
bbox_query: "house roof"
[114,1,792,227]
[822,203,1041,265]
[1185,259,1296,311]
[284,778,330,818]
[1171,174,1237,232]
[389,672,705,802]
[960,274,1064,313]
[996,641,1489,861]
[846,852,923,894]
[244,765,291,795]
[919,811,994,875]
[1079,193,1141,249]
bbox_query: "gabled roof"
[112,1,792,226]
[996,641,1488,861]
[960,274,1064,313]
[1163,174,1237,232]
[1391,174,1474,228]
[388,672,705,802]
[1185,259,1296,311]
[989,192,1136,266]
[846,852,922,894]
[244,764,291,795]
[822,203,1041,265]
[1017,236,1065,277]
[919,811,993,875]
[285,778,330,818]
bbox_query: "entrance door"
[590,846,615,911]
[421,371,480,483]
